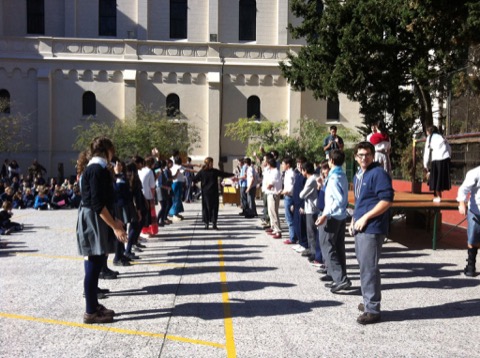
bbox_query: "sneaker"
[83,311,113,324]
[283,240,295,245]
[265,228,274,233]
[295,246,306,253]
[172,215,182,222]
[356,312,381,325]
[97,304,115,316]
[433,197,441,203]
[310,260,323,267]
[330,279,352,293]
[271,233,282,239]
[317,267,328,274]
[291,244,301,250]
[301,249,311,257]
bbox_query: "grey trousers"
[355,232,384,314]
[319,218,347,284]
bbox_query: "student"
[456,165,480,277]
[264,157,282,239]
[316,150,350,293]
[299,162,320,262]
[281,157,296,244]
[323,125,344,159]
[350,141,394,325]
[34,188,50,210]
[0,201,24,233]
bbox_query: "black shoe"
[324,282,335,288]
[238,212,245,216]
[301,249,311,257]
[464,264,476,277]
[212,224,218,230]
[83,291,106,299]
[106,268,119,275]
[317,268,328,274]
[357,312,381,325]
[307,256,315,263]
[320,275,333,282]
[330,279,352,293]
[99,272,117,280]
[125,252,139,260]
[98,287,110,294]
[204,224,209,230]
[135,243,146,249]
[132,246,143,253]
[113,259,131,266]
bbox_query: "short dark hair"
[354,141,375,155]
[296,156,307,164]
[330,125,337,131]
[282,157,294,167]
[320,159,329,170]
[268,158,277,168]
[329,149,345,166]
[245,157,252,166]
[302,161,315,174]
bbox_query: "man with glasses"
[350,142,394,325]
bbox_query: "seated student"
[34,189,50,210]
[12,191,25,209]
[22,188,35,208]
[50,189,68,209]
[0,201,24,233]
[69,185,82,208]
[0,187,14,205]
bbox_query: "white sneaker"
[295,246,306,253]
[433,197,441,203]
[291,244,301,250]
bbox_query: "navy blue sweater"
[353,163,394,235]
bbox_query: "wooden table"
[348,191,459,250]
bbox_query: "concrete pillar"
[207,71,221,165]
[137,0,148,40]
[277,0,289,45]
[64,0,76,37]
[288,85,302,135]
[209,0,218,42]
[37,69,53,173]
[123,70,137,119]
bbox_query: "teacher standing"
[193,157,235,230]
[77,136,127,324]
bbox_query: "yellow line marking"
[218,240,237,358]
[0,312,224,348]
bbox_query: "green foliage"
[224,118,288,147]
[399,140,425,182]
[283,0,480,170]
[73,105,200,159]
[0,99,31,152]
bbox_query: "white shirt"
[265,167,282,195]
[283,168,295,195]
[138,167,155,200]
[423,133,451,168]
[171,164,185,182]
[246,166,255,188]
[457,166,480,215]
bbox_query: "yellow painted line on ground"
[0,312,225,349]
[218,240,237,358]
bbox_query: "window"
[82,91,96,116]
[247,96,260,120]
[170,0,187,39]
[0,89,11,114]
[166,94,180,118]
[27,0,45,35]
[326,98,340,121]
[99,0,117,36]
[239,0,256,41]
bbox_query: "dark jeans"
[125,221,141,254]
[158,199,168,224]
[84,255,104,314]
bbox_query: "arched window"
[82,91,96,116]
[247,96,260,120]
[327,98,340,121]
[170,0,187,39]
[0,89,11,114]
[166,94,180,118]
[99,0,117,36]
[27,0,45,35]
[239,0,256,41]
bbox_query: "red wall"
[392,180,466,228]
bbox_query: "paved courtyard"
[0,201,479,357]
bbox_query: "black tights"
[84,255,103,314]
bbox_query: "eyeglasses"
[356,153,372,158]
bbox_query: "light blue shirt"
[322,165,348,220]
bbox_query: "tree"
[0,98,31,152]
[73,105,200,159]
[282,0,480,135]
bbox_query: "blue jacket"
[323,166,348,220]
[353,162,394,234]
